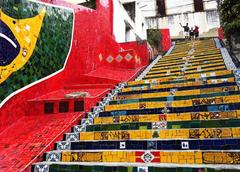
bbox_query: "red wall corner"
[160,29,171,51]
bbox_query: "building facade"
[135,0,221,39]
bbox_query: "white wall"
[114,0,147,43]
[64,0,87,4]
[113,0,135,42]
[135,0,157,17]
[165,0,194,15]
[135,1,147,40]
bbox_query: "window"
[123,2,135,22]
[168,15,174,25]
[156,0,166,17]
[206,10,220,26]
[59,101,69,113]
[74,101,84,112]
[184,13,189,24]
[44,102,54,114]
[194,0,204,12]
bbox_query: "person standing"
[180,23,190,41]
[194,25,200,40]
[189,27,195,41]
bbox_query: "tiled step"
[99,103,240,117]
[150,59,224,72]
[32,163,240,172]
[154,54,222,67]
[104,95,240,111]
[55,138,240,151]
[75,119,240,132]
[152,57,223,69]
[147,65,226,76]
[126,72,234,87]
[155,53,221,65]
[65,127,240,141]
[143,70,232,81]
[145,67,227,79]
[110,90,240,105]
[119,82,237,95]
[94,111,240,125]
[43,150,240,165]
[114,86,238,100]
[122,76,235,93]
[32,39,240,171]
[147,62,225,75]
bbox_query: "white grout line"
[33,161,240,170]
[56,137,240,143]
[47,149,240,153]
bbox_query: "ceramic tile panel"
[32,39,240,170]
[0,1,73,102]
[203,152,240,164]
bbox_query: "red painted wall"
[161,29,172,52]
[218,27,225,40]
[0,0,149,132]
[120,41,150,66]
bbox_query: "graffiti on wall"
[0,0,73,103]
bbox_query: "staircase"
[33,39,240,172]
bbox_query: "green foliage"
[0,1,73,103]
[220,0,240,38]
[147,29,162,52]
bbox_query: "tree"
[220,0,240,38]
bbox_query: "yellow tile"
[61,152,71,162]
[179,159,187,164]
[172,155,179,163]
[187,159,195,164]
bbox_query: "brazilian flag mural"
[0,0,73,103]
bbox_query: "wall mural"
[0,0,73,103]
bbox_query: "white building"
[62,0,220,40]
[113,0,148,42]
[136,0,220,39]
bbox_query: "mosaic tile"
[32,40,240,170]
[0,1,73,102]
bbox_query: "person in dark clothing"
[194,25,199,40]
[180,23,190,40]
[189,27,195,41]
